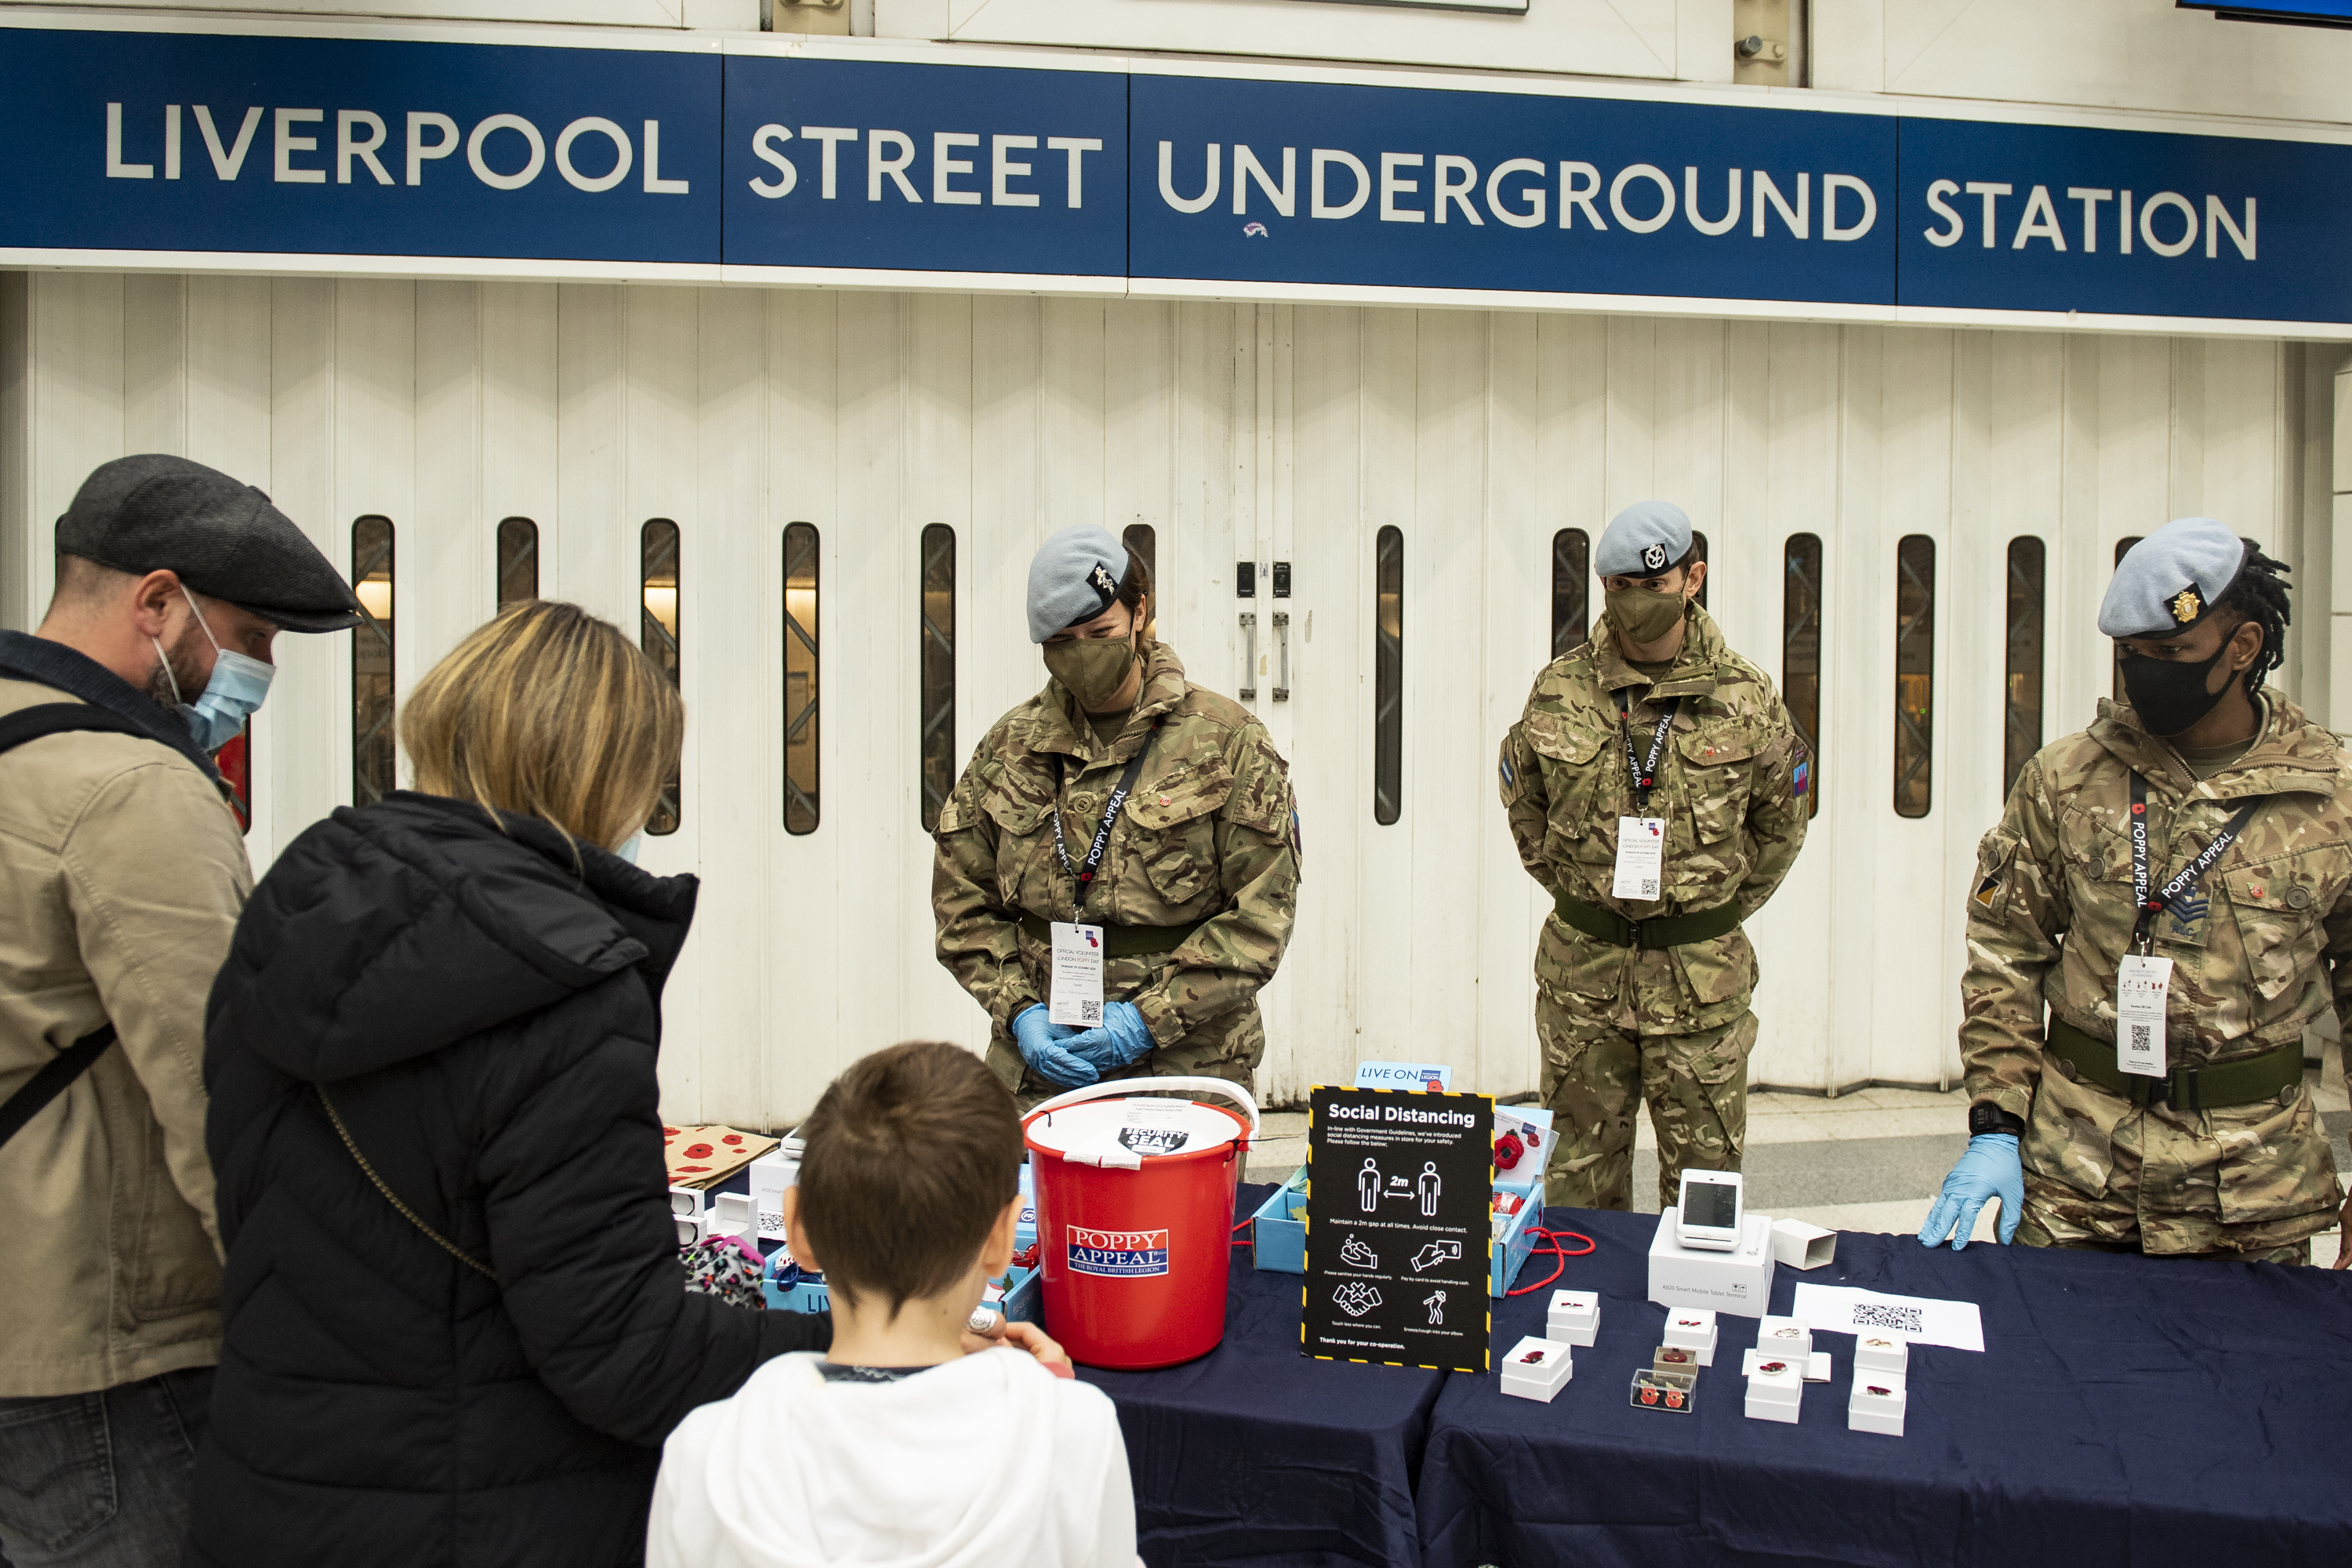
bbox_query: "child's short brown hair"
[796,1042,1023,1314]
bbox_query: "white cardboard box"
[708,1190,757,1241]
[1849,1374,1907,1436]
[1855,1335,1911,1377]
[1647,1213,1776,1318]
[1547,1290,1600,1348]
[1661,1308,1718,1367]
[1758,1315,1813,1358]
[749,1149,799,1243]
[1744,1392,1801,1424]
[1499,1336,1574,1403]
[1740,1347,1831,1382]
[1746,1356,1804,1403]
[1770,1218,1838,1270]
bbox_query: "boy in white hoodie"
[647,1041,1142,1568]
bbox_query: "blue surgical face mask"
[614,832,644,866]
[154,586,274,753]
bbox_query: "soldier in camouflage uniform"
[934,525,1299,1104]
[1498,503,1810,1210]
[1926,518,2351,1264]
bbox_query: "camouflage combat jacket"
[932,641,1299,1064]
[1498,604,1809,1033]
[1960,693,2351,1244]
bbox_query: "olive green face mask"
[1044,633,1138,711]
[1606,586,1690,646]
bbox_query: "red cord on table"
[1230,1218,1254,1248]
[1505,1227,1595,1297]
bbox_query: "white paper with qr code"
[1048,921,1106,1026]
[1612,817,1666,901]
[2114,954,2172,1078]
[1790,1285,1984,1352]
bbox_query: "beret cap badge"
[2169,587,2201,626]
[1640,543,1668,572]
[1090,562,1119,598]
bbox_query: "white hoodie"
[646,1349,1140,1568]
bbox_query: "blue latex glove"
[1011,1004,1095,1089]
[1917,1133,2023,1250]
[1063,1002,1156,1073]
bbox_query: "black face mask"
[2118,644,2234,738]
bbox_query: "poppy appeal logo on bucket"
[1068,1225,1171,1277]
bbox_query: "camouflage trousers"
[2016,1217,2310,1266]
[2016,1054,2340,1259]
[1537,994,1754,1211]
[986,1002,1265,1113]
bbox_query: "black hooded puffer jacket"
[189,793,826,1567]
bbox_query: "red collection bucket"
[1022,1077,1260,1370]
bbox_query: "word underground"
[746,126,1106,205]
[1921,179,2256,260]
[1328,1103,1479,1128]
[103,103,693,194]
[1155,143,1879,239]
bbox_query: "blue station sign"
[1,20,2345,332]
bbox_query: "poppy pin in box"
[1498,1336,1574,1404]
[1628,1367,1697,1414]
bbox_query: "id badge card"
[1612,817,1667,902]
[2115,954,2172,1078]
[1048,921,1105,1026]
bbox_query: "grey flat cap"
[1595,501,1694,578]
[2099,517,2247,639]
[1027,524,1130,644]
[56,455,361,633]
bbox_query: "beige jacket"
[0,673,251,1396]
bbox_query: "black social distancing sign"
[1301,1085,1494,1374]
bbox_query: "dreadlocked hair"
[2215,539,2292,692]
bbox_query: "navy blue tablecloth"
[1079,1183,1447,1568]
[1416,1206,2352,1568]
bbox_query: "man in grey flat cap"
[0,455,358,1566]
[1499,502,1809,1210]
[933,524,1299,1105]
[1926,517,2352,1265]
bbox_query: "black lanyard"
[1050,718,1163,916]
[2127,771,2262,954]
[1616,691,1680,815]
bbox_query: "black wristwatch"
[1968,1102,2026,1139]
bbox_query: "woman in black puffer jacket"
[190,601,826,1567]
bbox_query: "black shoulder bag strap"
[0,704,170,1150]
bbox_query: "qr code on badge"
[1853,1302,1926,1336]
[2129,1024,2152,1050]
[1079,1001,1102,1025]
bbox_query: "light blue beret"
[2098,518,2246,638]
[1027,524,1130,644]
[1595,501,1694,578]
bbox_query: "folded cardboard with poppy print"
[662,1124,781,1189]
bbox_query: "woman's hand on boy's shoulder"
[961,1317,1076,1380]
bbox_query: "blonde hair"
[400,601,683,851]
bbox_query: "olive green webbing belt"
[1552,894,1741,952]
[2045,1014,2303,1111]
[1017,913,1203,958]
